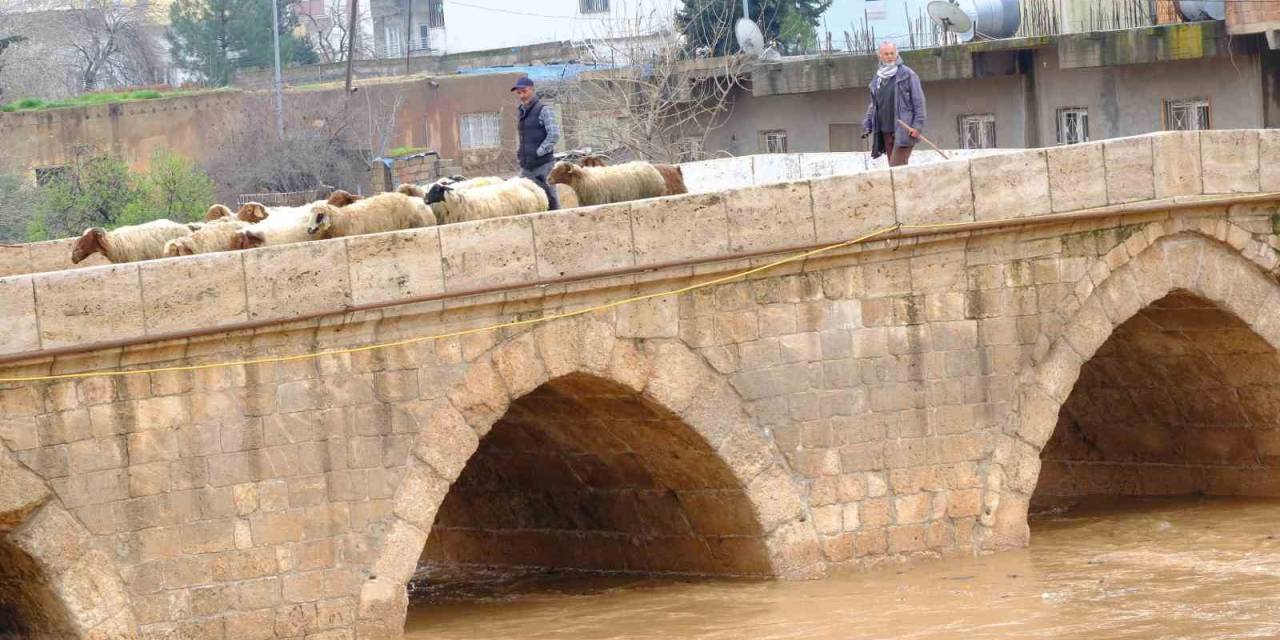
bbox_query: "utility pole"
[344,0,359,93]
[404,0,413,75]
[270,0,285,139]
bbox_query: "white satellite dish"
[927,0,974,35]
[735,17,766,57]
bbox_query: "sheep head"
[204,204,233,222]
[237,202,269,223]
[395,183,426,199]
[547,162,578,186]
[424,177,459,204]
[581,155,608,167]
[326,190,362,207]
[306,204,337,237]
[163,237,196,257]
[71,227,107,264]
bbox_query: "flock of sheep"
[68,158,688,265]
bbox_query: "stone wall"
[0,130,1277,638]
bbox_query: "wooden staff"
[898,119,949,160]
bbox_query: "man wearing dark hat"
[512,76,560,210]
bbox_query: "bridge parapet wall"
[2,130,1277,366]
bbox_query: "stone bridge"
[0,130,1278,639]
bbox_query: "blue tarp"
[453,63,613,82]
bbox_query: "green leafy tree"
[168,0,316,86]
[677,0,832,56]
[28,155,138,241]
[120,149,216,225]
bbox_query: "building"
[707,19,1280,156]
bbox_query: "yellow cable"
[0,225,903,384]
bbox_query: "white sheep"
[305,191,436,239]
[163,218,252,257]
[555,183,580,210]
[71,219,200,264]
[547,161,667,207]
[441,177,549,222]
[232,201,321,250]
[426,176,505,224]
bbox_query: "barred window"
[580,0,609,14]
[1165,98,1210,131]
[1056,107,1089,145]
[958,114,996,149]
[760,130,788,154]
[427,0,445,28]
[460,112,502,149]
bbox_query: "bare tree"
[301,0,373,64]
[569,4,747,164]
[64,0,162,91]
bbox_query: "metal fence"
[236,188,328,208]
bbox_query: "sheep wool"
[547,161,666,207]
[555,183,580,210]
[204,204,234,222]
[71,219,198,264]
[654,164,688,196]
[444,177,549,222]
[233,201,324,249]
[430,176,506,224]
[164,219,252,257]
[306,192,435,240]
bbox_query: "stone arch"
[0,450,138,638]
[982,226,1280,549]
[356,314,823,638]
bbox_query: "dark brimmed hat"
[510,77,534,91]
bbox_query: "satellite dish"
[735,17,767,58]
[927,0,973,35]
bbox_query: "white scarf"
[876,57,901,82]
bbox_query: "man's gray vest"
[517,98,553,170]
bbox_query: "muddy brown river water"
[405,497,1280,639]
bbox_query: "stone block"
[725,182,816,253]
[0,246,31,278]
[141,251,248,336]
[439,216,536,292]
[243,240,352,321]
[630,193,730,266]
[971,149,1051,221]
[533,204,634,278]
[1201,130,1260,194]
[28,238,108,274]
[892,158,974,226]
[1047,143,1107,212]
[0,276,39,354]
[345,227,445,307]
[34,264,145,350]
[810,170,896,245]
[392,465,450,530]
[1151,131,1202,198]
[1261,129,1280,192]
[616,294,679,339]
[1103,136,1155,204]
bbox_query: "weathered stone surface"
[892,158,974,226]
[141,251,248,335]
[346,228,444,307]
[439,216,536,292]
[1103,136,1155,204]
[971,150,1051,221]
[1201,130,1260,194]
[34,264,145,350]
[0,276,39,354]
[630,193,730,265]
[0,246,31,279]
[810,170,895,244]
[1047,142,1107,212]
[725,182,815,253]
[1151,131,1202,198]
[533,204,634,278]
[1261,129,1280,192]
[244,240,352,321]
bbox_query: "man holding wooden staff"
[862,41,927,167]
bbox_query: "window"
[34,165,69,187]
[427,0,445,27]
[383,23,403,58]
[1165,98,1210,131]
[958,114,996,149]
[580,0,609,14]
[1056,107,1089,145]
[416,25,430,52]
[460,112,502,149]
[760,130,788,154]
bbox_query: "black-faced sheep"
[439,177,549,222]
[163,218,252,257]
[71,219,200,264]
[426,176,505,224]
[305,191,435,239]
[547,161,667,207]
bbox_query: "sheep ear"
[237,203,268,222]
[71,228,106,264]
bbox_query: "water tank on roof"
[932,0,1021,42]
[1177,0,1226,21]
